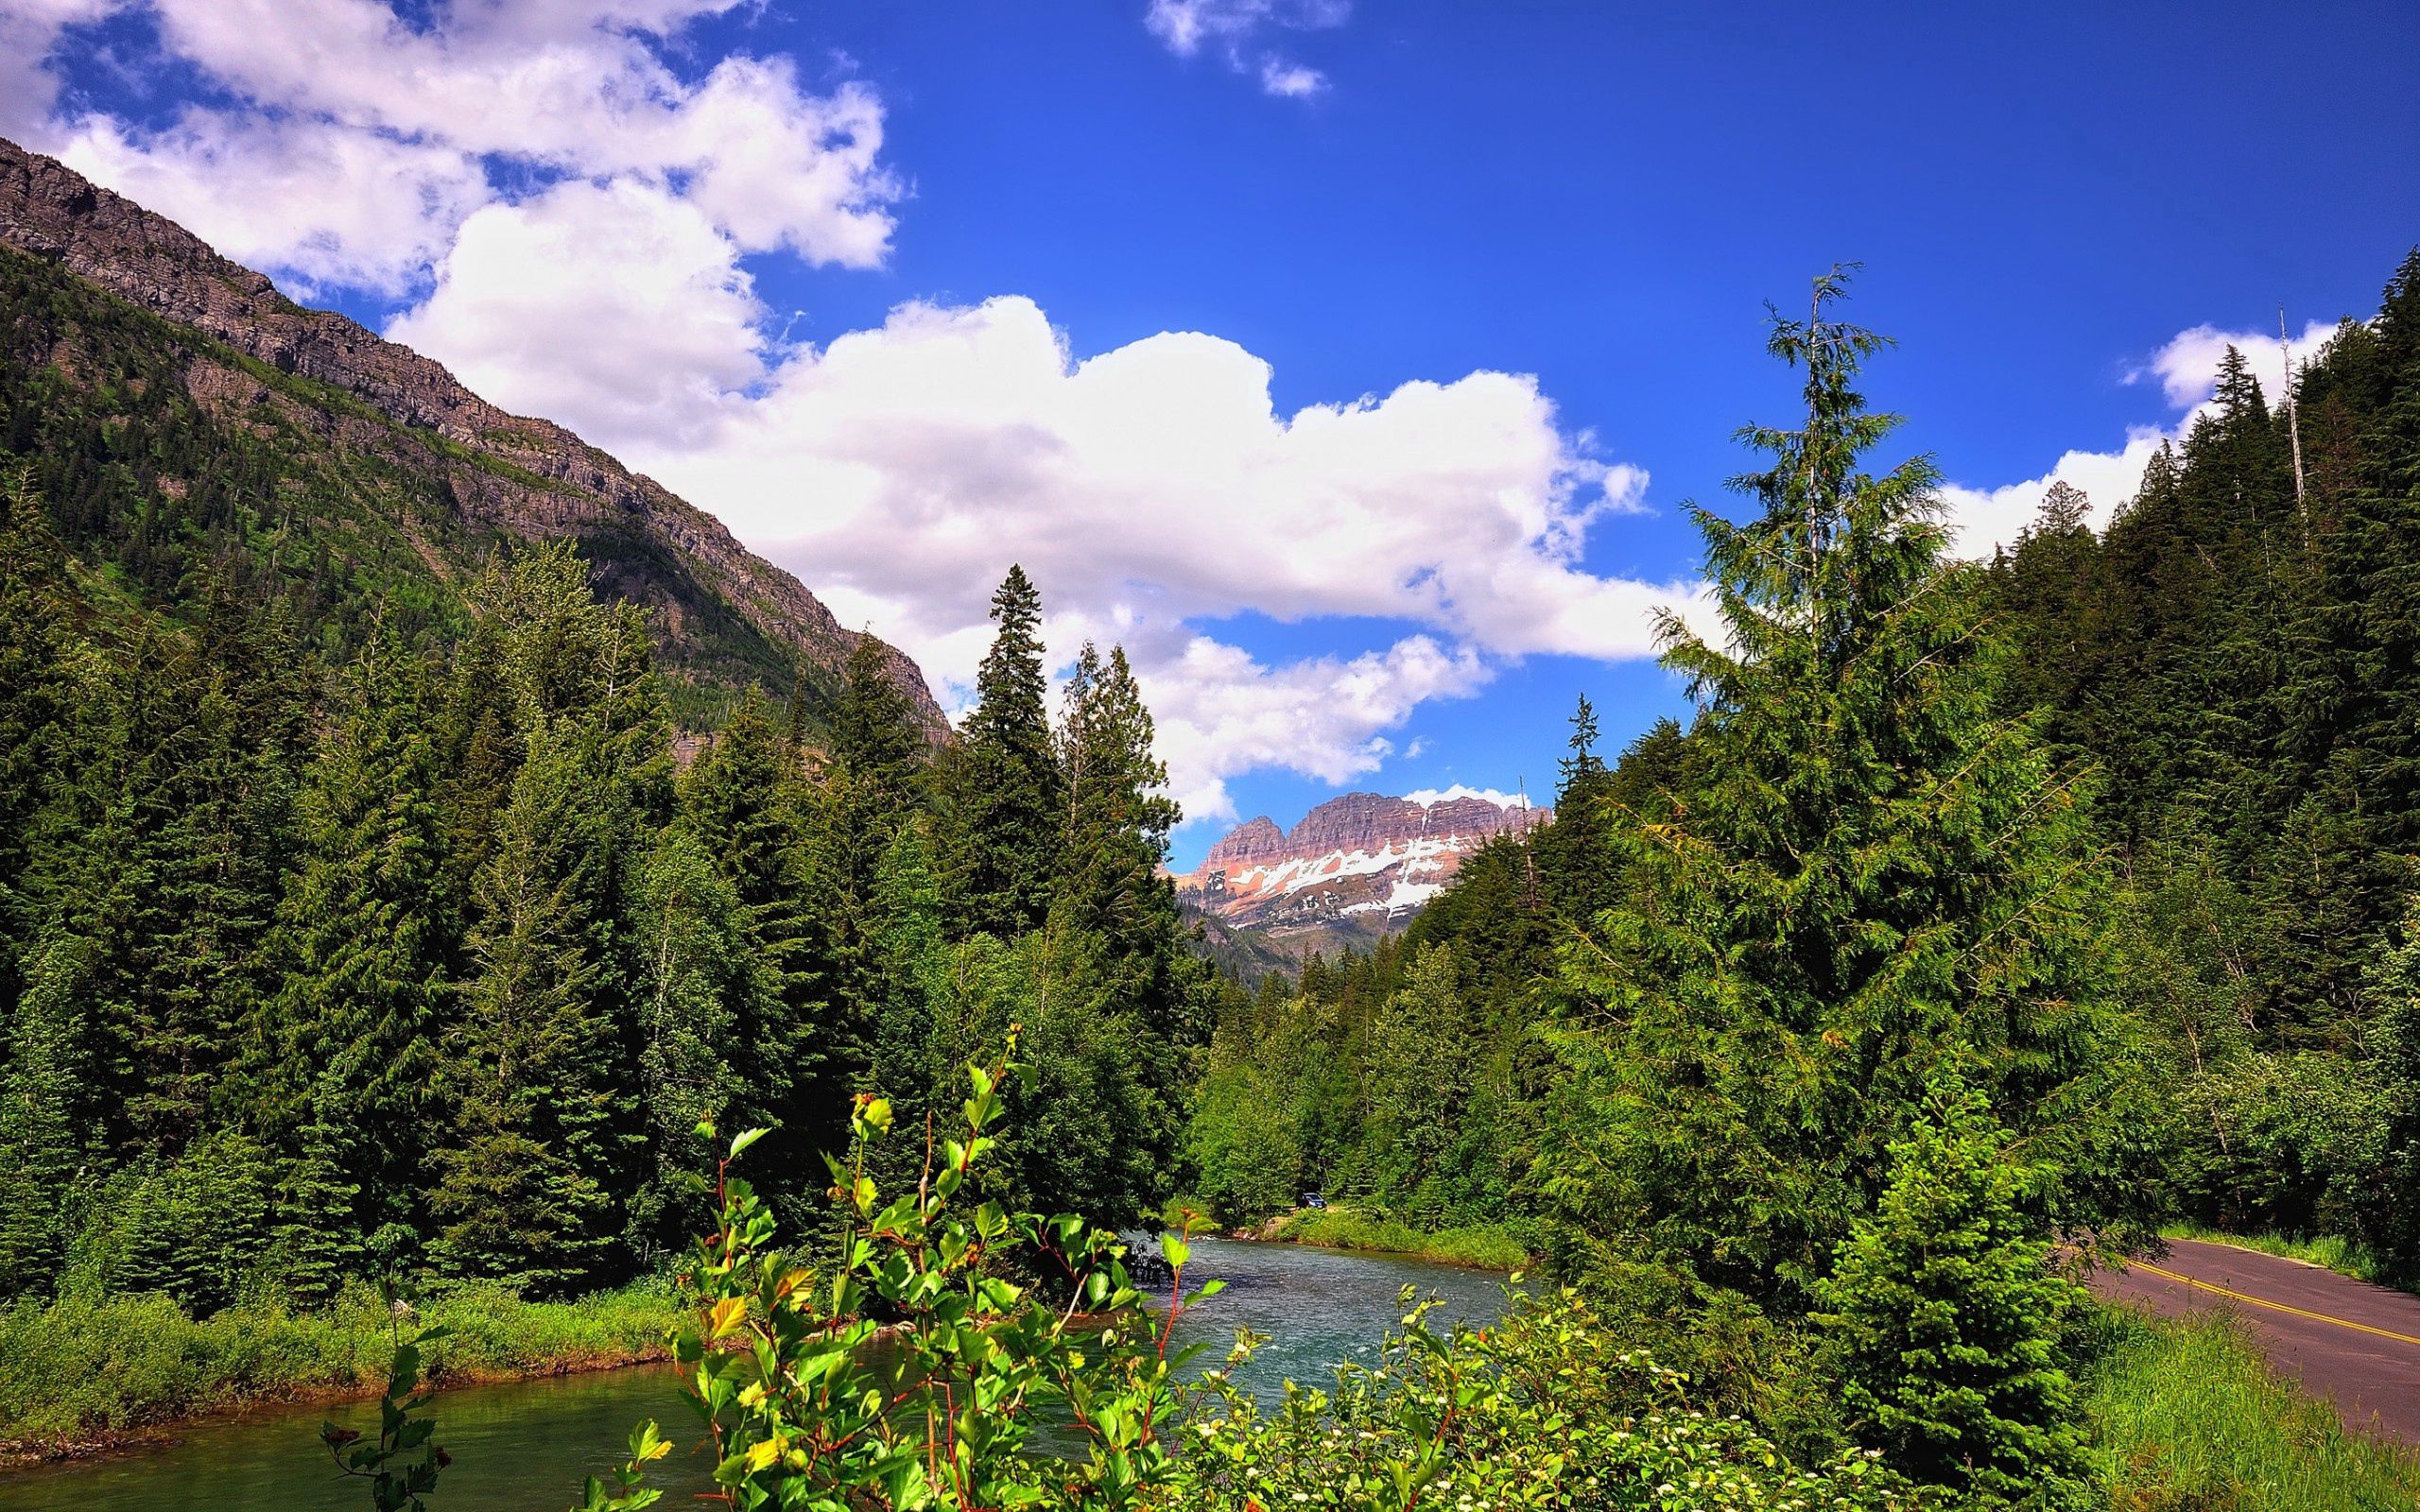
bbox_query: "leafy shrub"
[1183,1287,1924,1512]
[592,1048,1925,1510]
[579,1043,1210,1510]
[1270,1207,1530,1271]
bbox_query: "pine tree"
[1547,270,2127,1307]
[936,566,1064,939]
[0,471,70,997]
[28,616,300,1160]
[1816,1083,2091,1507]
[794,637,941,1163]
[832,634,927,809]
[1559,694,1605,788]
[244,641,450,1221]
[0,936,89,1293]
[860,817,952,1200]
[428,729,628,1293]
[625,827,752,1260]
[164,1128,276,1314]
[676,691,823,1146]
[1051,643,1201,1200]
[1363,944,1476,1222]
[272,1088,366,1305]
[1540,696,1620,924]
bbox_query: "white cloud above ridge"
[613,294,1690,665]
[568,291,1701,824]
[1941,318,2342,557]
[0,0,112,139]
[6,0,900,296]
[1403,783,1530,811]
[388,179,772,448]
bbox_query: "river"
[0,1239,1510,1511]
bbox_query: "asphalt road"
[2091,1237,2420,1445]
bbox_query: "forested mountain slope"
[0,136,942,735]
[1988,250,2420,1043]
[0,142,1235,1322]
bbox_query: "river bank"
[0,1282,679,1469]
[1225,1205,1530,1270]
[0,1236,1512,1510]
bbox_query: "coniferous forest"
[11,216,2420,1508]
[0,359,1206,1309]
[1193,251,2420,1290]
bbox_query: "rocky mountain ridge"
[0,136,944,737]
[1180,787,1548,936]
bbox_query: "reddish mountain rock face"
[1201,816,1289,868]
[0,136,946,739]
[1179,788,1548,934]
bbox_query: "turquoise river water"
[0,1239,1510,1511]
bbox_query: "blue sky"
[8,0,2417,868]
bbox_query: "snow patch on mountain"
[1403,783,1532,811]
[1342,879,1447,918]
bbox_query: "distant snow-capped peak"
[1178,787,1548,934]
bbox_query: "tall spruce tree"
[0,938,88,1292]
[243,640,450,1223]
[0,472,69,998]
[1539,696,1620,925]
[271,1080,367,1305]
[936,566,1063,939]
[676,692,826,1159]
[800,635,939,1162]
[429,728,628,1292]
[425,548,666,1291]
[1050,643,1202,1199]
[856,817,954,1196]
[625,827,754,1260]
[1547,271,2127,1310]
[832,635,927,811]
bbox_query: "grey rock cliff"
[0,136,946,738]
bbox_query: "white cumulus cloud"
[1943,318,2342,557]
[388,180,771,448]
[504,293,1699,824]
[1402,783,1530,810]
[0,0,113,137]
[9,0,899,296]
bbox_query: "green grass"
[1266,1207,1530,1270]
[0,1280,679,1462]
[2087,1310,2420,1510]
[2160,1225,2397,1289]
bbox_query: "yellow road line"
[2132,1260,2420,1349]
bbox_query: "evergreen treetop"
[1550,269,2129,1307]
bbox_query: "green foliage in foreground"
[589,1053,1923,1511]
[319,1282,453,1512]
[1266,1206,1531,1271]
[1819,1086,2091,1507]
[0,1280,674,1456]
[1179,1292,1920,1512]
[2086,1311,2420,1512]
